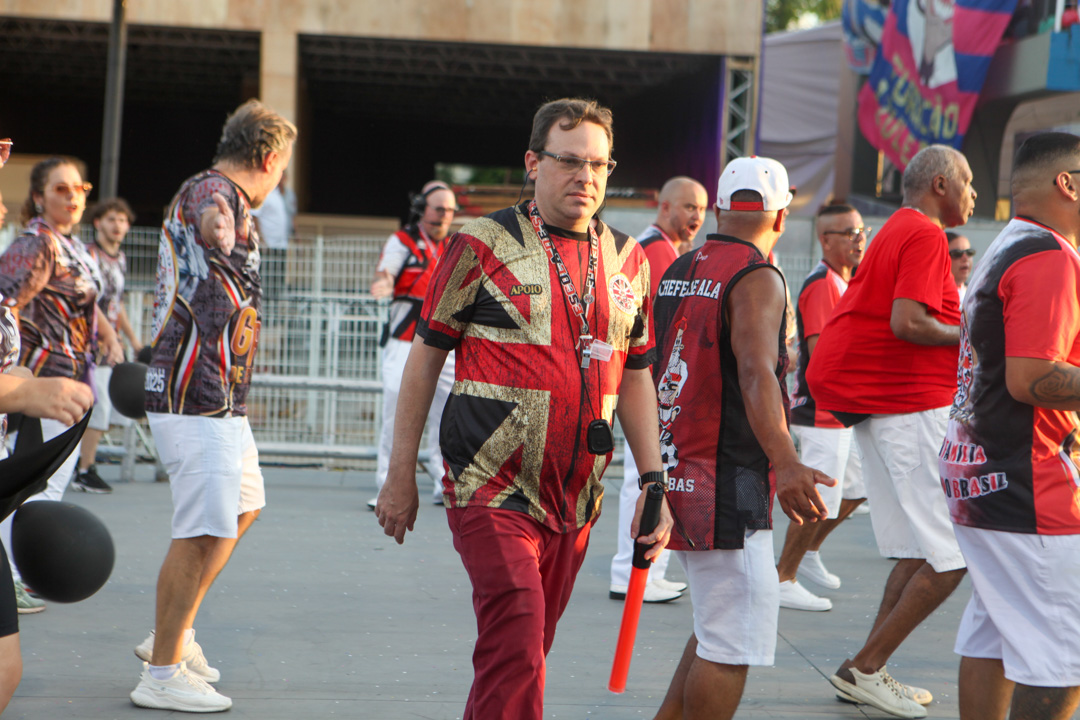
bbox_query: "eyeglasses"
[539,151,616,177]
[0,139,11,167]
[49,181,93,197]
[949,248,976,259]
[823,227,871,240]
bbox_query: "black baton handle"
[631,482,664,570]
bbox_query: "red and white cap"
[715,156,793,212]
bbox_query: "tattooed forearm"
[1030,364,1080,404]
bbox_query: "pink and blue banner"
[857,0,1018,169]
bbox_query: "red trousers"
[447,506,592,720]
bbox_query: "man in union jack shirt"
[377,98,673,720]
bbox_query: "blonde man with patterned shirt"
[130,100,295,714]
[609,176,707,605]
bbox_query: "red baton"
[608,481,664,693]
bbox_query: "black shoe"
[72,465,113,494]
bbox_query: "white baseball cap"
[715,156,793,212]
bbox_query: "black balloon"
[135,346,152,365]
[12,501,115,603]
[109,361,147,420]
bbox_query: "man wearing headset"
[368,181,458,509]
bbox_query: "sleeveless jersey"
[653,234,788,550]
[941,218,1080,534]
[380,224,442,342]
[146,169,261,417]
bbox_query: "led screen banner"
[857,0,1019,169]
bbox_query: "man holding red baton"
[650,157,834,720]
[378,98,673,720]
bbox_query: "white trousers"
[610,439,672,587]
[375,338,455,499]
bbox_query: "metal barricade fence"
[112,225,819,473]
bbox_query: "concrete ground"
[5,464,971,719]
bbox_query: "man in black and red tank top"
[652,156,834,720]
[941,133,1080,720]
[610,175,707,605]
[368,181,458,510]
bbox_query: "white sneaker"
[134,630,221,683]
[652,577,688,594]
[798,551,841,589]
[608,582,682,603]
[367,497,377,510]
[830,666,927,718]
[778,579,832,611]
[130,661,232,712]
[837,670,933,706]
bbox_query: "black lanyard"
[527,200,599,368]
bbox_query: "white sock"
[804,550,820,558]
[184,628,195,645]
[148,663,181,681]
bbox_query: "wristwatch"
[638,470,666,490]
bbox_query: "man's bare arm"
[1006,357,1080,410]
[890,298,960,345]
[729,268,835,524]
[117,305,142,351]
[370,270,394,299]
[614,367,673,559]
[95,306,124,365]
[376,338,449,544]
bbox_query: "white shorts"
[954,525,1080,687]
[147,413,266,539]
[792,425,864,518]
[88,365,132,432]
[674,530,778,666]
[854,408,965,572]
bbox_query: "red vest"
[653,235,788,550]
[387,225,442,341]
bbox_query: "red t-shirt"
[807,208,960,414]
[790,261,847,428]
[636,225,679,297]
